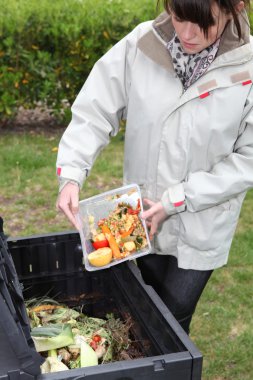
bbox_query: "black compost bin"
[0,230,202,380]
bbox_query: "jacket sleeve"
[56,24,145,187]
[162,88,253,214]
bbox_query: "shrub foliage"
[1,1,252,125]
[0,0,157,123]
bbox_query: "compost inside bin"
[7,231,201,380]
[26,291,151,373]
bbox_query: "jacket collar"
[137,9,251,73]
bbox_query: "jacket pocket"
[179,200,239,251]
[154,214,180,254]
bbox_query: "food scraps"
[27,300,142,373]
[88,199,148,267]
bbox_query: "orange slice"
[88,247,113,267]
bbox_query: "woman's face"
[171,2,232,53]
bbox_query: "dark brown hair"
[158,0,250,39]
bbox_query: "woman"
[56,0,252,333]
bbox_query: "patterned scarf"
[167,33,220,90]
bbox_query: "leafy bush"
[0,0,157,124]
[1,1,252,126]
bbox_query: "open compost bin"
[0,229,202,380]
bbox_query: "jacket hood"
[152,9,250,54]
[138,9,251,73]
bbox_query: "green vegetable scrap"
[80,341,98,367]
[31,324,74,352]
[26,299,141,374]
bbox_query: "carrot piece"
[30,305,62,313]
[120,225,134,238]
[101,225,122,259]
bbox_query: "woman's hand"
[56,182,80,230]
[141,198,168,240]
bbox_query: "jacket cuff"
[161,183,186,215]
[56,166,87,188]
[59,178,80,193]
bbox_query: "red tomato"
[127,199,141,215]
[127,208,139,215]
[93,334,102,343]
[92,240,109,249]
[89,341,97,350]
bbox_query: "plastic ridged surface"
[0,230,202,380]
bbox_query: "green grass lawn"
[0,129,124,235]
[0,128,252,380]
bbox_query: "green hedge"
[0,1,252,125]
[0,0,157,124]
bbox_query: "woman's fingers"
[143,198,155,207]
[62,203,80,230]
[141,199,168,240]
[57,183,80,230]
[141,201,164,220]
[149,218,159,240]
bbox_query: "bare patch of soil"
[0,106,67,136]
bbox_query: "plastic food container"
[78,184,152,271]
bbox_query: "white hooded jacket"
[57,10,253,270]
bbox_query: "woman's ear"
[235,1,245,13]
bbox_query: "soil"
[0,106,66,135]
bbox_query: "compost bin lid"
[0,217,43,378]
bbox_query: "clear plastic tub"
[78,184,151,271]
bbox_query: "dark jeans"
[136,254,213,334]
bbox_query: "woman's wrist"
[59,178,80,193]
